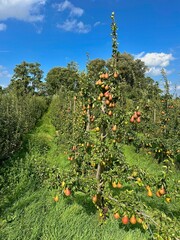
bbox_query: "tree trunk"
[95,97,106,211]
[153,108,156,123]
[86,108,90,131]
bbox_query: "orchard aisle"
[27,108,69,168]
[0,107,150,240]
[0,103,179,240]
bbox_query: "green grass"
[26,110,70,169]
[123,145,163,175]
[121,144,180,236]
[0,110,179,240]
[123,144,180,190]
[0,187,149,240]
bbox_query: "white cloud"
[0,23,7,31]
[55,0,84,17]
[57,19,91,33]
[0,65,12,79]
[55,1,91,34]
[159,81,180,95]
[148,67,173,76]
[135,52,174,76]
[134,51,145,59]
[0,84,7,88]
[0,0,46,22]
[94,21,101,27]
[140,52,174,67]
[147,67,162,76]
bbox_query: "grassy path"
[0,111,179,240]
[27,110,69,169]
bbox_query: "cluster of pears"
[130,111,141,123]
[96,72,116,117]
[113,213,143,225]
[146,185,167,198]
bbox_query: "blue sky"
[0,0,180,95]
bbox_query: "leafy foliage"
[9,61,44,96]
[46,62,80,95]
[48,13,180,240]
[0,92,47,161]
[0,11,179,240]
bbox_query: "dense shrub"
[0,92,47,161]
[49,90,84,146]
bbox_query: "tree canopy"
[45,62,80,95]
[9,61,43,96]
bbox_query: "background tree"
[107,53,147,87]
[87,58,106,81]
[0,86,3,94]
[45,61,80,95]
[9,61,43,96]
[106,52,163,105]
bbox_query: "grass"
[123,144,180,193]
[0,110,179,240]
[0,188,149,240]
[122,145,163,176]
[123,144,180,219]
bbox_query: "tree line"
[0,53,179,164]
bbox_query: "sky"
[0,0,180,95]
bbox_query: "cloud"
[57,19,91,33]
[0,0,46,22]
[135,52,174,76]
[0,84,7,88]
[147,67,173,76]
[0,65,12,79]
[134,51,145,59]
[94,21,101,27]
[0,23,7,31]
[159,81,180,95]
[140,52,174,68]
[55,0,84,17]
[55,1,90,34]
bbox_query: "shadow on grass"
[73,192,97,215]
[71,192,150,238]
[140,194,180,219]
